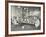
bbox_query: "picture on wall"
[5,1,45,36]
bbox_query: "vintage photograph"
[8,2,44,35]
[11,6,41,31]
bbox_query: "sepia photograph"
[7,2,45,35]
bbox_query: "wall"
[11,6,22,18]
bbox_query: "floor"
[11,23,40,31]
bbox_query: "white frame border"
[8,3,43,34]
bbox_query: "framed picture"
[5,1,45,36]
